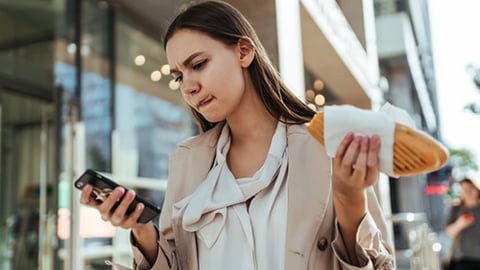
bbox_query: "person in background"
[80,1,394,269]
[445,176,480,270]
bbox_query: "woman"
[446,177,480,270]
[80,1,394,269]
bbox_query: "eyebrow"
[169,51,205,74]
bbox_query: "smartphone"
[74,169,161,224]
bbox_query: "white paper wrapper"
[324,103,415,177]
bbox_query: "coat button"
[317,237,328,251]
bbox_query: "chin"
[202,114,225,124]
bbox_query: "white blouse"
[173,121,289,270]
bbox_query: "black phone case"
[74,169,161,224]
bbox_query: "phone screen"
[74,169,161,224]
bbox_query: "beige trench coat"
[118,124,395,270]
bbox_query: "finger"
[80,184,93,205]
[111,190,136,225]
[352,136,369,178]
[121,203,145,229]
[341,136,362,168]
[98,186,125,216]
[334,132,355,167]
[365,135,381,185]
[366,135,380,167]
[100,212,110,221]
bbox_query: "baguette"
[307,111,449,176]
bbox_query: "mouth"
[197,96,214,110]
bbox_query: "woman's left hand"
[332,132,381,204]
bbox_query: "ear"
[237,37,255,68]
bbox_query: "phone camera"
[76,182,84,188]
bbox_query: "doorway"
[0,89,57,269]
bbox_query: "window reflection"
[81,0,113,172]
[114,15,195,184]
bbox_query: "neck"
[226,73,278,145]
[227,111,277,146]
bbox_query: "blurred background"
[0,0,478,269]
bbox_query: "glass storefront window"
[113,13,196,211]
[0,0,198,268]
[115,15,195,178]
[1,90,57,269]
[0,0,56,89]
[1,1,60,269]
[81,0,113,172]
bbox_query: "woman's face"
[166,29,251,123]
[461,181,480,202]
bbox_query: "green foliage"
[446,147,478,200]
[448,147,478,173]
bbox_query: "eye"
[174,75,183,82]
[193,59,207,70]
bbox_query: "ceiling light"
[314,94,325,106]
[161,64,170,75]
[134,55,146,66]
[313,79,324,91]
[169,79,180,90]
[150,70,162,82]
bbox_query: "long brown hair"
[164,0,315,132]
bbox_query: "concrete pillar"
[275,0,306,100]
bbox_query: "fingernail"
[113,187,124,196]
[126,190,135,199]
[84,184,92,192]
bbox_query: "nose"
[181,75,199,96]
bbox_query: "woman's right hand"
[79,184,149,231]
[457,212,475,228]
[80,184,159,264]
[446,212,475,238]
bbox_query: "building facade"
[375,0,447,268]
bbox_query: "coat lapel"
[285,125,332,268]
[170,124,223,270]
